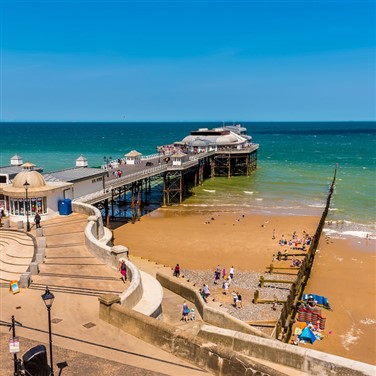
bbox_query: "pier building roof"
[182,127,248,147]
[43,167,106,183]
[2,163,71,198]
[171,151,187,158]
[125,150,142,157]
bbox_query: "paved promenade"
[0,214,207,375]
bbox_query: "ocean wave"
[360,318,376,325]
[340,325,361,351]
[308,204,326,208]
[323,221,376,240]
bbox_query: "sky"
[1,0,375,122]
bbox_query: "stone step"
[0,263,30,273]
[0,270,22,282]
[32,274,125,292]
[30,282,124,297]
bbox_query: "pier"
[75,131,259,223]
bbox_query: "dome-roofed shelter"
[125,150,142,165]
[10,154,23,166]
[2,162,72,221]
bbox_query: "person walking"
[119,258,127,283]
[34,212,41,228]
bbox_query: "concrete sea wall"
[98,294,287,376]
[198,325,376,376]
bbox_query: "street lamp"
[23,180,30,232]
[156,147,161,164]
[41,286,55,376]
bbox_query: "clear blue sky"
[1,0,375,121]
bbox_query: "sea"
[1,121,375,240]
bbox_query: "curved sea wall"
[72,202,144,309]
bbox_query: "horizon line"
[1,120,375,124]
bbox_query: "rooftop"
[43,167,106,183]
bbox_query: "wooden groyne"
[254,168,337,341]
[279,168,336,341]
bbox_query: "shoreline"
[114,206,376,365]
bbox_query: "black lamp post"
[157,147,161,164]
[23,180,30,232]
[41,287,55,376]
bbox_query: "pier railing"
[75,164,168,204]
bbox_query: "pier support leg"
[179,175,183,205]
[137,191,141,220]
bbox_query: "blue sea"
[1,121,375,238]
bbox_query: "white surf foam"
[360,318,376,325]
[203,189,216,193]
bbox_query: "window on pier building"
[10,197,47,215]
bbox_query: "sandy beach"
[114,208,319,272]
[114,207,376,365]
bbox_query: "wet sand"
[114,208,318,272]
[114,208,376,365]
[303,236,376,365]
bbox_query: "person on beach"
[181,301,190,322]
[173,264,180,277]
[237,292,242,308]
[119,259,127,283]
[229,266,234,280]
[214,265,221,284]
[272,229,276,240]
[34,212,41,228]
[222,267,226,279]
[222,280,229,295]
